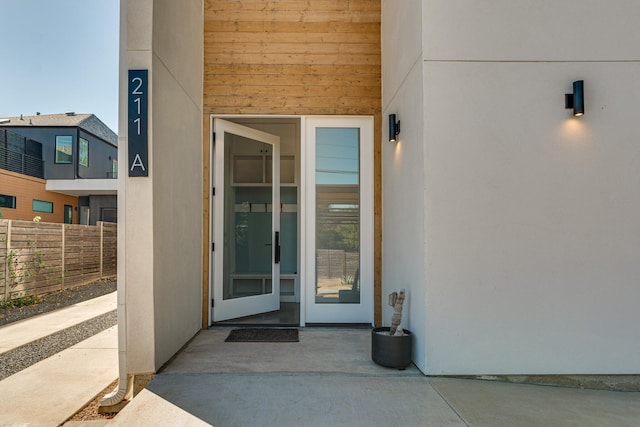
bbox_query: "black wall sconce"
[565,80,584,117]
[389,114,400,142]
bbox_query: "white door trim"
[303,116,374,324]
[210,118,281,322]
[208,115,374,326]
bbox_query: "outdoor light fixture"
[565,80,584,117]
[389,114,400,142]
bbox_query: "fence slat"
[0,219,117,300]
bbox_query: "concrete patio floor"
[108,327,640,427]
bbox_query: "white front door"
[212,119,281,322]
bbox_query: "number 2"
[131,77,144,95]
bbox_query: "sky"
[0,0,119,132]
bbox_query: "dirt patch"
[68,379,120,422]
[66,374,154,423]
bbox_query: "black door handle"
[275,231,280,264]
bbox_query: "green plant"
[48,266,65,285]
[7,241,44,285]
[0,293,40,309]
[27,240,45,270]
[2,239,46,306]
[6,246,19,285]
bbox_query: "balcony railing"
[1,128,118,181]
[0,144,45,179]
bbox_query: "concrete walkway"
[0,292,116,353]
[0,292,118,427]
[108,327,640,427]
[1,301,640,426]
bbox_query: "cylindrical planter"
[371,326,413,369]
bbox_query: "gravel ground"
[0,279,117,326]
[0,310,117,380]
[0,279,118,380]
[0,279,122,421]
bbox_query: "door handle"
[275,231,280,264]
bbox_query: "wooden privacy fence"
[0,219,117,301]
[316,249,359,280]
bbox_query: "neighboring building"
[111,0,640,394]
[0,113,118,225]
[0,169,78,224]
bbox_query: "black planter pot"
[371,326,413,369]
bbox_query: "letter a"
[130,154,146,171]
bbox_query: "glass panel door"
[212,119,280,322]
[304,117,374,324]
[315,128,361,304]
[64,205,73,224]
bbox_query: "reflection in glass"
[79,138,89,167]
[315,128,360,304]
[55,136,73,164]
[223,135,273,300]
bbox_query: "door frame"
[208,115,374,326]
[210,118,281,322]
[303,116,374,324]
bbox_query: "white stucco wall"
[424,61,640,374]
[383,0,640,374]
[121,0,156,374]
[121,0,203,373]
[381,0,428,372]
[151,0,203,371]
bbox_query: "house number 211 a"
[128,70,148,177]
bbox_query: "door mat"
[225,328,299,343]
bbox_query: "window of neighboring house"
[79,206,90,225]
[0,194,17,209]
[32,199,53,213]
[64,205,73,224]
[112,159,118,176]
[79,138,89,167]
[55,135,73,163]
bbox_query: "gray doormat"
[225,328,299,343]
